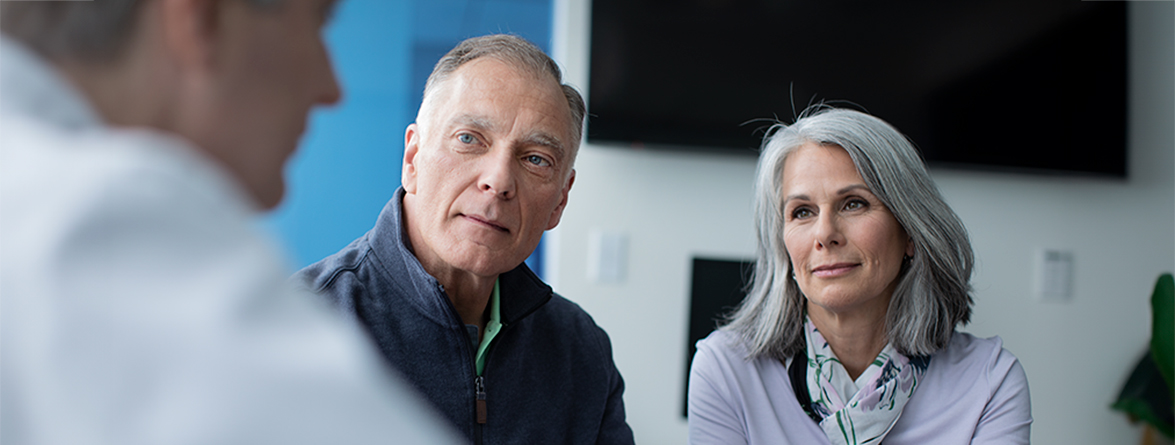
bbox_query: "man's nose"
[479,151,516,199]
[315,44,342,106]
[318,63,342,106]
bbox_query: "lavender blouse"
[688,329,1032,444]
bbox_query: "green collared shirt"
[475,279,503,376]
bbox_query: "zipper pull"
[475,376,487,424]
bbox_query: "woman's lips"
[811,263,859,278]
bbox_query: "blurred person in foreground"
[687,107,1032,444]
[0,0,458,443]
[295,34,635,444]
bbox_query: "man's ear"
[402,123,420,194]
[159,0,221,73]
[545,169,575,230]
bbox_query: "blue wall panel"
[263,0,553,278]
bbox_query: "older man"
[297,35,635,444]
[0,1,456,443]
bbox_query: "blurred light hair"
[421,34,586,162]
[1,0,282,63]
[723,105,974,359]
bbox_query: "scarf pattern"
[803,317,930,445]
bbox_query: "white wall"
[548,1,1174,444]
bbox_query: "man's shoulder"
[293,234,376,293]
[536,293,598,323]
[4,118,252,221]
[524,293,615,351]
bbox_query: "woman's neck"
[807,301,889,380]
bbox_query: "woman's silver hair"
[421,34,586,154]
[1,0,282,63]
[723,106,974,359]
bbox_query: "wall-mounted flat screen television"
[588,0,1127,177]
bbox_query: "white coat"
[0,37,458,445]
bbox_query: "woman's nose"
[813,213,844,249]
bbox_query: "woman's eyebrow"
[836,184,871,195]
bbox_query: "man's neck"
[431,266,496,332]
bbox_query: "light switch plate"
[587,230,627,284]
[1035,249,1074,303]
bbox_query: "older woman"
[687,107,1031,444]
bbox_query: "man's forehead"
[426,62,572,129]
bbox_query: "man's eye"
[525,155,550,167]
[457,133,476,144]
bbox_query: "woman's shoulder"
[692,329,764,377]
[892,331,1031,443]
[695,329,754,361]
[930,331,1027,392]
[940,332,1020,367]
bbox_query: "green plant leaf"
[1112,352,1174,439]
[1152,273,1174,393]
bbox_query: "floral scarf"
[801,317,930,445]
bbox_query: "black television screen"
[683,257,754,417]
[588,0,1127,177]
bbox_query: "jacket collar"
[0,36,103,130]
[369,188,553,325]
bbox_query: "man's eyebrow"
[452,114,495,132]
[451,114,567,160]
[519,132,566,160]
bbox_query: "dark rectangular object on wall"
[683,257,755,417]
[589,0,1128,178]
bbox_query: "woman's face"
[781,143,914,318]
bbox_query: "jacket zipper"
[438,282,487,445]
[475,375,487,424]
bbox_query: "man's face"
[193,0,341,209]
[402,58,576,279]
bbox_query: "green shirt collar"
[475,279,503,375]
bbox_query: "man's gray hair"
[421,34,586,154]
[1,0,281,63]
[723,106,974,359]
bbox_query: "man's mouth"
[462,214,509,233]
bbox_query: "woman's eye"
[525,155,551,167]
[844,199,867,211]
[457,133,477,144]
[791,207,813,219]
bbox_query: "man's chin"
[251,180,286,211]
